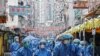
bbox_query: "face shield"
[74,42,79,46]
[80,41,87,47]
[14,36,19,42]
[63,39,71,45]
[22,39,32,49]
[39,43,46,49]
[61,34,73,44]
[73,39,80,46]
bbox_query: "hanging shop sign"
[73,1,88,9]
[0,0,6,15]
[9,6,32,16]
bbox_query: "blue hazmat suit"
[31,39,39,52]
[53,43,81,56]
[16,47,33,56]
[10,42,20,56]
[34,48,51,56]
[25,35,39,52]
[73,41,82,56]
[87,44,93,56]
[55,41,61,47]
[16,35,35,56]
[46,41,54,51]
[80,45,91,56]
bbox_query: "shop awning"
[57,18,100,38]
[86,28,100,33]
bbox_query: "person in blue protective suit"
[73,39,80,46]
[55,40,61,47]
[46,39,55,52]
[10,36,20,56]
[73,39,82,56]
[31,38,40,52]
[79,41,91,56]
[25,34,39,52]
[34,40,52,56]
[16,36,34,56]
[87,38,93,56]
[87,43,93,56]
[53,34,81,56]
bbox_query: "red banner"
[25,26,66,36]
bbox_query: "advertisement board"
[9,6,32,15]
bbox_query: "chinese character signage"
[73,1,88,9]
[9,6,32,15]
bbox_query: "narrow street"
[0,0,100,56]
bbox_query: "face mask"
[63,40,70,44]
[74,43,78,46]
[74,42,79,46]
[15,38,19,42]
[81,44,87,48]
[14,37,19,42]
[40,44,45,49]
[23,41,30,49]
